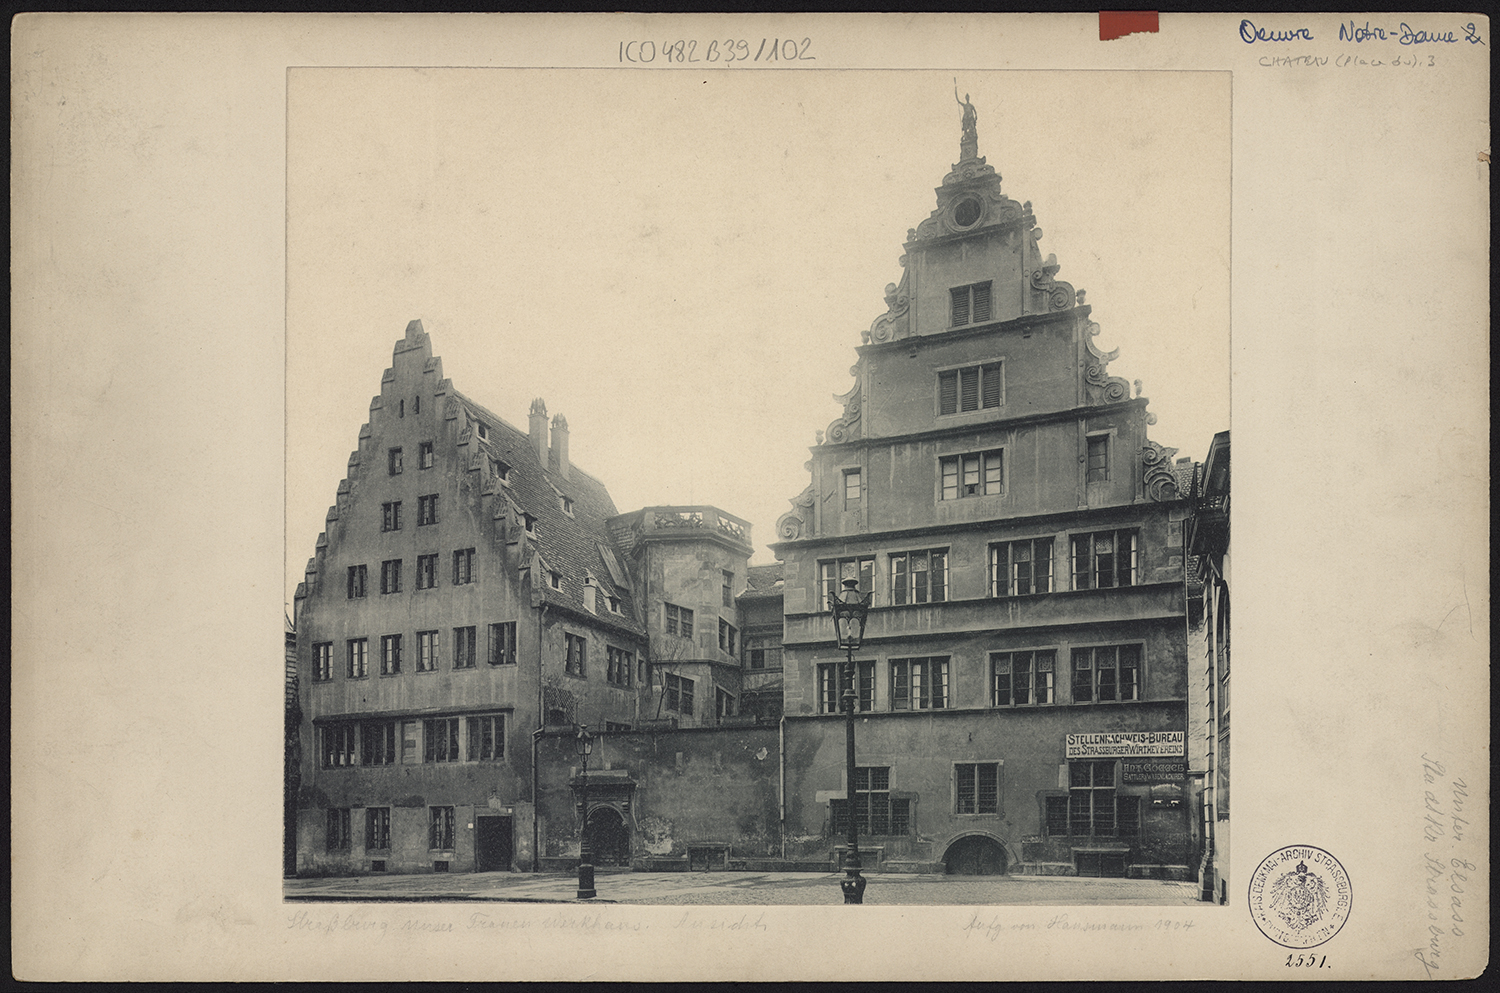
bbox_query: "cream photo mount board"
[10,12,1489,983]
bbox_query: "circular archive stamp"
[1248,845,1352,948]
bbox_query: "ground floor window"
[830,766,911,836]
[365,807,391,851]
[429,806,455,850]
[1069,761,1118,836]
[424,718,459,763]
[955,762,1000,814]
[326,808,351,852]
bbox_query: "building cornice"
[856,305,1087,358]
[805,396,1148,456]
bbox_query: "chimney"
[528,398,548,461]
[550,413,570,479]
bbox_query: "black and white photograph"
[282,68,1231,907]
[12,13,1487,983]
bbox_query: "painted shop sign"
[1066,731,1185,758]
[1121,760,1187,783]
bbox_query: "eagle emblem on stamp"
[1248,846,1353,948]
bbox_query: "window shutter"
[959,367,980,411]
[938,371,958,415]
[981,364,1002,408]
[971,282,992,323]
[950,287,969,326]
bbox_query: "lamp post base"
[577,862,596,900]
[840,869,866,904]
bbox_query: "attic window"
[950,281,993,327]
[476,422,489,440]
[414,396,420,414]
[491,459,512,483]
[607,595,621,613]
[548,571,562,591]
[559,496,575,516]
[523,513,537,535]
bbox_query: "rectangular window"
[564,633,587,677]
[1071,644,1142,703]
[416,553,438,590]
[746,637,782,671]
[843,469,862,510]
[424,718,459,763]
[991,649,1055,706]
[949,281,993,327]
[417,630,439,672]
[606,646,633,687]
[890,548,948,606]
[326,808,352,852]
[380,634,402,675]
[1117,795,1141,838]
[491,458,511,483]
[890,657,949,710]
[361,721,397,766]
[990,538,1054,597]
[365,807,391,851]
[388,447,402,475]
[380,559,402,594]
[346,638,368,678]
[940,449,1004,500]
[381,501,402,532]
[722,570,734,608]
[718,619,737,655]
[664,603,694,640]
[419,441,434,469]
[818,556,875,611]
[1086,434,1110,483]
[716,688,735,719]
[937,362,1003,414]
[468,713,505,761]
[320,723,357,768]
[1069,761,1117,836]
[956,763,1001,815]
[313,642,333,682]
[429,806,455,850]
[347,564,367,599]
[417,494,438,527]
[1070,530,1138,590]
[452,626,477,669]
[818,660,875,714]
[664,673,695,715]
[452,548,475,585]
[488,622,517,666]
[1045,796,1070,836]
[830,767,906,836]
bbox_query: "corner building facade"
[293,322,652,875]
[771,104,1196,878]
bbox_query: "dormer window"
[559,495,574,516]
[523,513,537,535]
[950,281,993,327]
[608,595,621,613]
[476,422,489,440]
[491,459,511,483]
[548,571,562,591]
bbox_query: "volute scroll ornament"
[775,485,817,540]
[867,269,911,343]
[1142,440,1183,502]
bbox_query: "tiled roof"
[452,389,646,639]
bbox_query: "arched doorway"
[583,806,631,866]
[943,835,1008,875]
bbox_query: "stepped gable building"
[292,320,652,875]
[770,94,1197,878]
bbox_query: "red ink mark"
[1099,12,1160,41]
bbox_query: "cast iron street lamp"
[829,576,873,904]
[575,724,596,899]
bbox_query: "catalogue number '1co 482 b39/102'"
[618,38,815,65]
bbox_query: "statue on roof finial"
[954,82,978,161]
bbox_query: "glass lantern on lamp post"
[575,724,596,900]
[829,576,873,904]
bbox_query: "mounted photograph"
[284,68,1230,905]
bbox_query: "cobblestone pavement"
[285,870,1203,907]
